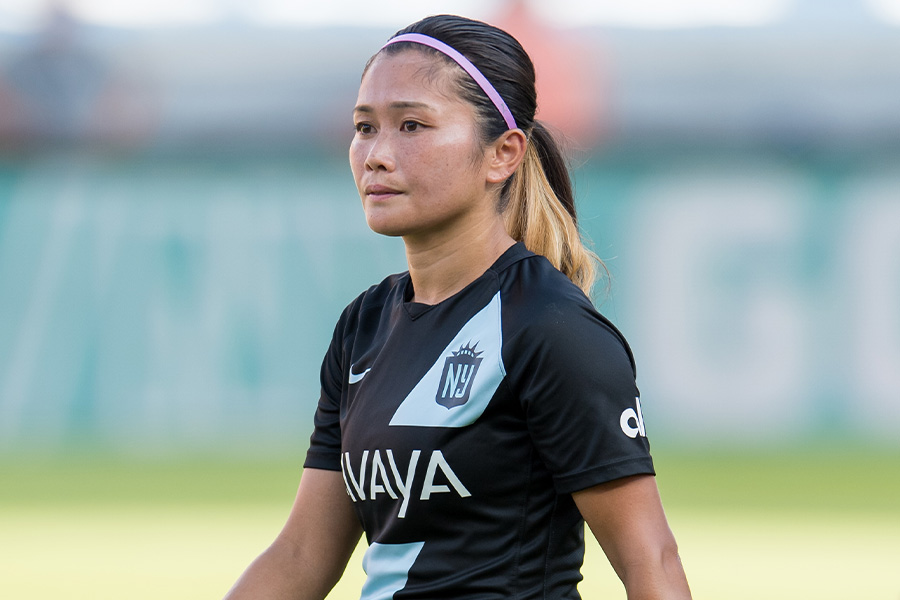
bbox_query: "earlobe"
[486,129,528,184]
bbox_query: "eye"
[401,121,421,133]
[355,122,374,135]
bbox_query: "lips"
[365,184,402,200]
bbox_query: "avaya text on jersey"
[341,449,471,519]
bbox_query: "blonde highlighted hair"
[503,123,603,297]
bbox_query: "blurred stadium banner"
[0,151,897,453]
[0,1,898,454]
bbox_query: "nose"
[364,133,395,172]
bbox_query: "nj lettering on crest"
[436,342,483,408]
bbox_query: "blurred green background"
[1,0,899,598]
[3,444,899,598]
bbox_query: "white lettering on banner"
[846,180,900,429]
[342,449,470,518]
[632,170,811,435]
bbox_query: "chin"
[364,213,409,238]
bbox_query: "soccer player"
[224,14,691,600]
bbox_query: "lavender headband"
[382,33,518,131]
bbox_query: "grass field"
[2,443,899,599]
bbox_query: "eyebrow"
[353,101,434,114]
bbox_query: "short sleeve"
[505,298,655,494]
[303,311,348,472]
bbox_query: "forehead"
[357,49,460,106]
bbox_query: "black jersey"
[305,242,654,600]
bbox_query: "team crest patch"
[436,342,483,408]
[389,292,504,428]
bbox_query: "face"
[350,50,496,240]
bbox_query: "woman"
[225,14,691,600]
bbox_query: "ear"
[485,129,528,184]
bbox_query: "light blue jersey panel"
[359,541,426,600]
[389,292,505,428]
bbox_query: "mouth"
[365,185,402,201]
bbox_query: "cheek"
[447,127,487,174]
[415,141,480,184]
[348,142,366,189]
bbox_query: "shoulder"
[498,253,636,377]
[334,271,409,338]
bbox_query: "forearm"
[223,469,362,600]
[620,545,692,600]
[224,536,343,600]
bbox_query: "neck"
[404,216,514,306]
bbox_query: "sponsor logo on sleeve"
[620,396,647,438]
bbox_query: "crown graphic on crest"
[452,341,483,359]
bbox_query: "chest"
[337,292,539,530]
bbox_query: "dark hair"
[376,14,599,295]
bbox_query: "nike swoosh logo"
[348,366,371,385]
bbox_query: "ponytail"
[504,122,603,297]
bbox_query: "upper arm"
[508,300,654,492]
[572,475,691,599]
[276,467,363,589]
[283,306,362,590]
